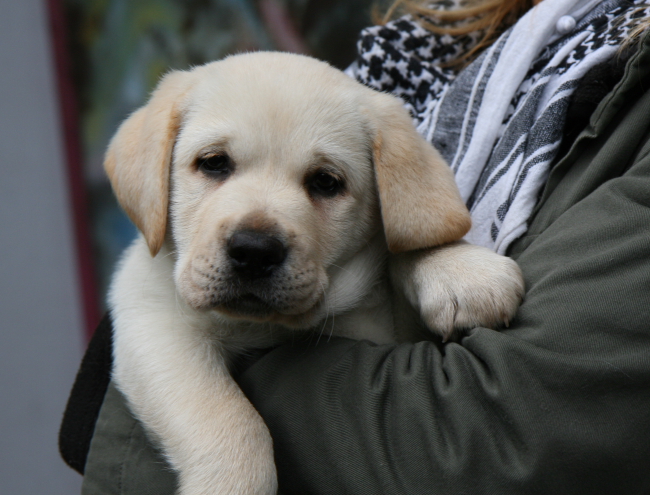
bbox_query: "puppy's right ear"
[104,70,191,256]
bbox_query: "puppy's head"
[105,52,470,328]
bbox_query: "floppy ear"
[104,70,191,256]
[368,92,471,253]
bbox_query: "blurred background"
[0,0,376,492]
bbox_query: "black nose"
[227,231,287,278]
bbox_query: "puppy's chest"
[220,279,401,354]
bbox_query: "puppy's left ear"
[368,92,471,253]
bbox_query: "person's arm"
[238,91,650,495]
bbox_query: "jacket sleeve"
[238,89,650,495]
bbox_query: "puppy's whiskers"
[293,232,352,271]
[326,287,336,342]
[294,232,372,277]
[315,278,331,345]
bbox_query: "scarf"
[347,0,650,253]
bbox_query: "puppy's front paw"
[179,459,277,495]
[392,241,525,341]
[176,430,277,495]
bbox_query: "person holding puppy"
[62,0,650,493]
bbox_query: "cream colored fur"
[106,52,524,495]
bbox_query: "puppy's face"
[105,52,471,330]
[170,58,380,327]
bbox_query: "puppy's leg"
[390,241,524,341]
[110,239,277,495]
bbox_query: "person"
[60,0,650,493]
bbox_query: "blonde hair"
[622,12,650,50]
[378,0,649,66]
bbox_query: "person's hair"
[377,0,649,66]
[375,0,540,66]
[623,14,650,50]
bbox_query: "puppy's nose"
[227,231,287,278]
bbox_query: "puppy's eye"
[307,171,345,198]
[198,154,232,179]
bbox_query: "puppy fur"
[106,52,524,495]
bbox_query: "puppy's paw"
[391,241,525,341]
[179,463,277,495]
[172,406,278,495]
[176,438,278,495]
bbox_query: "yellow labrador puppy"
[106,52,524,495]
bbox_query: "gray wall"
[0,0,85,492]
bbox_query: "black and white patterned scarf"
[347,0,650,253]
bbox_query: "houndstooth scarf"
[347,0,650,253]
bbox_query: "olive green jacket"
[80,34,650,495]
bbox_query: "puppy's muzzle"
[227,230,288,279]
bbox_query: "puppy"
[106,52,524,494]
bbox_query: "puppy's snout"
[227,231,287,279]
